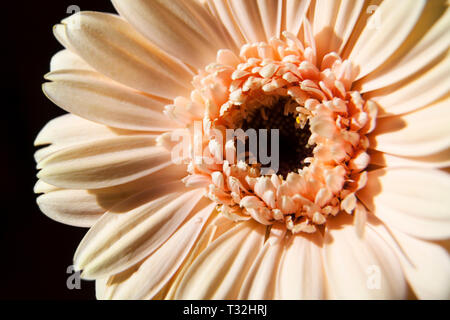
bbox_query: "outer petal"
[74,188,204,279]
[369,98,450,157]
[43,69,181,131]
[346,0,426,80]
[37,190,106,228]
[173,221,265,299]
[206,0,246,49]
[358,5,450,92]
[369,149,450,169]
[373,225,450,299]
[62,11,193,99]
[284,0,311,37]
[366,54,450,117]
[323,215,407,299]
[227,0,267,43]
[276,232,325,299]
[50,49,93,72]
[111,0,228,69]
[238,227,286,299]
[358,168,450,240]
[34,114,142,163]
[106,203,215,299]
[37,135,172,189]
[35,164,187,228]
[313,0,364,60]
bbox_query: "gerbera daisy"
[35,0,450,299]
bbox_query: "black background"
[2,0,116,300]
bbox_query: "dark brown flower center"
[240,98,314,178]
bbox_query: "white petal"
[369,148,450,169]
[358,168,450,240]
[34,180,60,194]
[50,49,93,72]
[62,12,192,99]
[34,114,142,162]
[37,190,105,228]
[313,0,364,60]
[374,224,450,299]
[277,232,325,299]
[227,0,267,43]
[347,0,426,80]
[206,0,246,49]
[173,221,265,299]
[163,218,222,299]
[111,0,228,69]
[36,164,187,228]
[284,0,311,36]
[35,114,120,146]
[238,229,285,299]
[323,215,407,299]
[37,135,172,189]
[108,203,215,299]
[366,54,450,117]
[44,69,181,131]
[369,98,450,157]
[74,189,204,279]
[256,0,283,40]
[358,6,450,92]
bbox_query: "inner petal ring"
[160,32,377,234]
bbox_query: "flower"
[35,0,450,299]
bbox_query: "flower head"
[36,0,450,299]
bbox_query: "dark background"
[3,0,116,300]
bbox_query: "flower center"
[161,32,377,233]
[240,97,314,178]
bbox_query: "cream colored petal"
[369,98,450,157]
[37,190,105,228]
[358,6,450,92]
[37,135,171,189]
[323,215,407,299]
[374,225,450,299]
[256,0,282,40]
[99,214,219,300]
[164,216,222,299]
[312,0,340,61]
[365,54,450,117]
[34,179,60,194]
[347,0,426,80]
[62,12,193,99]
[358,168,450,240]
[333,0,365,55]
[111,0,227,69]
[284,0,311,36]
[43,69,180,131]
[369,148,450,169]
[108,203,215,299]
[227,0,266,43]
[173,221,265,299]
[276,232,325,299]
[74,188,204,279]
[34,114,145,163]
[95,277,109,300]
[34,114,120,147]
[34,114,144,163]
[313,0,364,61]
[238,229,285,299]
[53,23,75,51]
[50,49,93,72]
[36,164,187,228]
[207,0,246,49]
